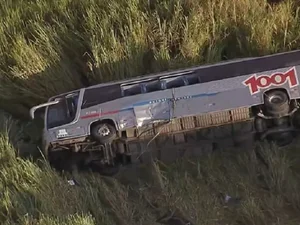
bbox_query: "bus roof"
[85,49,300,89]
[49,49,300,101]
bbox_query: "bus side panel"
[53,65,300,143]
[173,66,300,118]
[118,109,137,130]
[108,89,174,129]
[133,99,172,127]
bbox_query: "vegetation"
[2,110,300,225]
[1,0,300,224]
[1,0,300,118]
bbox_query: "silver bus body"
[30,49,300,174]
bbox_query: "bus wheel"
[254,117,267,133]
[264,89,289,116]
[91,123,117,144]
[266,131,294,147]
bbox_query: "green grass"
[1,0,300,118]
[2,0,300,224]
[2,111,300,224]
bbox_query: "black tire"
[264,90,289,116]
[292,109,300,127]
[91,122,117,144]
[266,131,294,147]
[254,117,267,133]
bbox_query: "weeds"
[1,112,300,224]
[1,0,300,118]
[2,0,300,224]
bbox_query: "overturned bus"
[30,50,300,175]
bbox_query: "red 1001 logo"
[242,67,299,95]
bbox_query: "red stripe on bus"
[80,113,100,119]
[80,110,120,119]
[101,110,120,115]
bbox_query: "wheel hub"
[98,125,110,137]
[268,95,283,104]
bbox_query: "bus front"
[30,91,81,156]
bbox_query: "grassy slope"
[2,0,300,224]
[2,110,300,225]
[1,0,300,117]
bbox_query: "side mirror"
[30,100,60,120]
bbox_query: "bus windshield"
[46,92,79,129]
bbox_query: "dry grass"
[2,0,300,224]
[1,0,300,118]
[1,111,300,225]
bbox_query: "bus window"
[81,84,122,109]
[163,77,186,89]
[47,91,80,129]
[145,80,162,93]
[185,74,199,85]
[122,84,143,96]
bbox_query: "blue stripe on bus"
[81,92,219,118]
[132,92,218,107]
[128,92,219,110]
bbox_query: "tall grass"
[1,1,300,224]
[1,111,300,224]
[0,0,300,118]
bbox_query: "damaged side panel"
[118,109,137,130]
[133,99,172,127]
